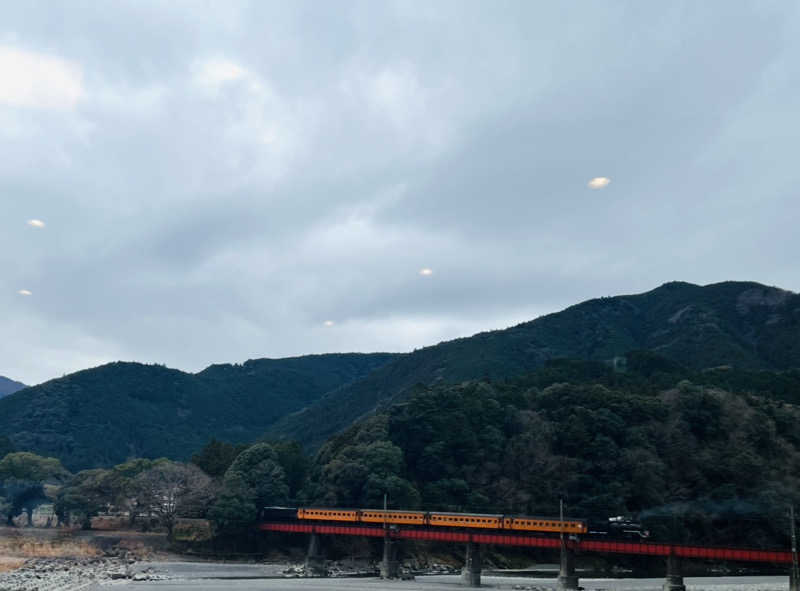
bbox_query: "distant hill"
[0,353,396,471]
[266,281,800,447]
[0,376,26,399]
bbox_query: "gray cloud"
[2,1,799,384]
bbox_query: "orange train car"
[360,510,426,526]
[297,507,359,522]
[295,507,587,535]
[503,516,587,535]
[428,512,503,529]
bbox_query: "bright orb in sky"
[323,320,335,327]
[587,177,611,189]
[27,219,45,228]
[419,268,434,276]
[18,289,32,296]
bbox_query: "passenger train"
[261,507,649,539]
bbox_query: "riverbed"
[112,562,791,591]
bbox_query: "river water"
[119,563,791,591]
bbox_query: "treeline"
[0,354,397,471]
[0,438,306,539]
[4,357,800,550]
[306,358,800,548]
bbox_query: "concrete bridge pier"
[304,532,326,576]
[461,541,481,587]
[556,545,579,590]
[662,554,686,591]
[380,535,399,579]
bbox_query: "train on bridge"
[261,506,649,540]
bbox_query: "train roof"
[429,511,505,518]
[508,514,587,522]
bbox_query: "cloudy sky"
[2,1,799,385]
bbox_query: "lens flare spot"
[588,177,611,189]
[419,268,434,276]
[323,320,335,327]
[27,219,45,228]
[18,289,32,296]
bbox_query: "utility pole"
[791,505,799,591]
[557,498,578,589]
[380,492,398,579]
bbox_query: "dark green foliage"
[224,443,289,507]
[0,435,14,459]
[210,442,293,532]
[268,281,800,449]
[54,458,167,528]
[191,439,247,478]
[54,469,110,528]
[0,452,70,526]
[2,479,47,526]
[0,353,396,471]
[208,472,256,533]
[270,440,308,499]
[0,452,70,482]
[309,366,800,548]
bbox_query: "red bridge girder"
[259,522,793,564]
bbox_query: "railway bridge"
[260,521,800,591]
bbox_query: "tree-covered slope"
[0,353,396,471]
[0,376,26,399]
[267,281,800,447]
[306,361,800,548]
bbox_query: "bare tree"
[134,461,211,537]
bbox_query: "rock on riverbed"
[0,556,165,590]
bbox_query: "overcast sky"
[2,1,799,385]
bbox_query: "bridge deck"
[259,522,793,564]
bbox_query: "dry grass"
[0,557,26,573]
[0,532,100,560]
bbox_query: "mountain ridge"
[0,376,26,399]
[265,280,800,447]
[3,280,799,469]
[0,353,397,470]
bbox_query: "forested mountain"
[0,376,26,398]
[0,353,396,471]
[267,281,800,447]
[305,359,800,548]
[3,280,799,472]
